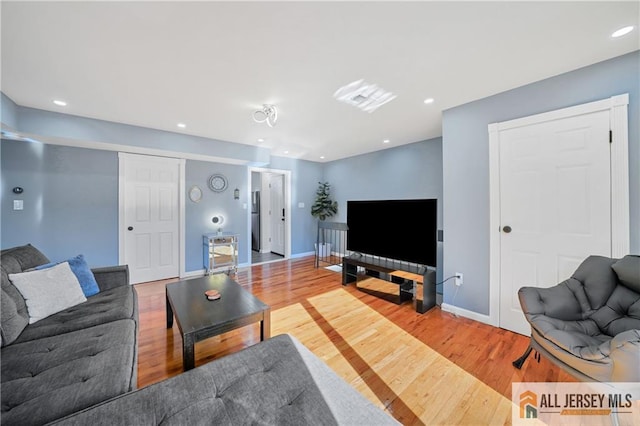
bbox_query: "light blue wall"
[442,50,640,316]
[323,138,444,287]
[1,139,119,267]
[0,104,327,272]
[1,92,19,129]
[185,160,248,271]
[16,106,271,165]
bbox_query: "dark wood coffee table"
[166,274,270,371]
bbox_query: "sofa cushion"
[612,255,640,293]
[1,319,137,426]
[9,262,87,324]
[13,285,137,344]
[52,334,398,426]
[0,286,28,346]
[1,245,50,346]
[0,244,50,272]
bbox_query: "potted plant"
[311,181,338,257]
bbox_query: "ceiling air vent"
[333,79,396,113]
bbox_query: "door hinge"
[609,130,613,143]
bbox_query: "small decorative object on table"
[205,290,221,300]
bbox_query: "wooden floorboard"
[135,256,575,423]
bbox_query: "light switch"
[13,200,24,210]
[242,203,247,210]
[298,202,305,208]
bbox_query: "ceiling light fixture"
[253,104,278,127]
[383,139,390,144]
[53,100,67,106]
[423,98,435,104]
[333,79,396,113]
[177,123,186,128]
[257,138,265,142]
[320,156,325,160]
[612,26,634,38]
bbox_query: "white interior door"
[498,110,611,335]
[270,173,285,255]
[120,153,181,284]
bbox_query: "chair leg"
[513,345,533,369]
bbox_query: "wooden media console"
[342,254,436,313]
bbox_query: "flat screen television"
[347,199,437,267]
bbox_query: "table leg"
[261,308,271,341]
[183,333,195,371]
[166,292,173,328]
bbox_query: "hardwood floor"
[135,256,575,421]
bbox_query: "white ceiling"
[2,1,638,162]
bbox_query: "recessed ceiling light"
[53,100,67,106]
[320,156,325,160]
[284,150,289,154]
[423,98,435,104]
[612,26,634,38]
[383,139,390,144]
[257,138,265,143]
[177,123,186,128]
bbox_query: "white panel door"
[270,173,285,256]
[499,110,611,335]
[121,154,180,284]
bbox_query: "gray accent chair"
[513,254,640,382]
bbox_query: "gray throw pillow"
[9,262,87,324]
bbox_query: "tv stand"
[342,254,436,313]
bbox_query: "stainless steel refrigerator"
[251,191,260,251]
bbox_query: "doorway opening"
[247,167,291,265]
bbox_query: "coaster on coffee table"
[205,290,221,300]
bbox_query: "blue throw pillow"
[36,254,100,297]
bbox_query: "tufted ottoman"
[53,334,399,425]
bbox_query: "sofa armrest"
[610,329,640,382]
[92,265,130,291]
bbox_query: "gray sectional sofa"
[1,244,398,425]
[1,244,138,425]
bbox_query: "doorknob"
[502,225,512,233]
[127,226,134,231]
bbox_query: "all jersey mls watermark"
[513,382,640,425]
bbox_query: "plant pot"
[315,243,332,258]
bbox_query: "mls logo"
[520,390,538,419]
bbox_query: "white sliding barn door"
[119,153,182,284]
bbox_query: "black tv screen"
[347,199,437,266]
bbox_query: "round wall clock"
[208,174,228,193]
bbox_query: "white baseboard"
[291,251,315,259]
[440,303,495,326]
[180,269,206,279]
